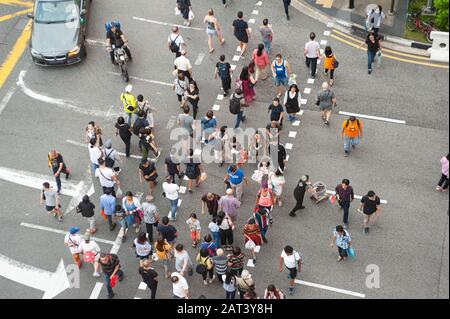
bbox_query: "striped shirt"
[213,255,228,275]
[228,253,245,270]
[334,230,351,249]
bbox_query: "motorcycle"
[111,44,129,82]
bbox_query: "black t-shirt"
[268,104,284,121]
[233,19,249,41]
[278,144,286,162]
[365,35,381,54]
[201,193,220,213]
[51,154,66,173]
[165,156,180,175]
[100,254,120,274]
[107,29,124,47]
[216,62,231,80]
[115,123,132,140]
[361,195,380,215]
[139,163,157,180]
[187,88,200,106]
[157,224,177,242]
[139,267,158,286]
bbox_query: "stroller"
[309,181,329,204]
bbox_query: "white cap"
[125,84,133,93]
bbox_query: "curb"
[292,0,432,55]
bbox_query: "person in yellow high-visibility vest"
[120,84,137,126]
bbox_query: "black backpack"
[169,34,180,53]
[229,95,241,115]
[104,149,115,168]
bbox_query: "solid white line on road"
[339,111,406,125]
[0,86,16,116]
[17,71,120,119]
[89,282,104,299]
[252,10,259,15]
[232,55,240,62]
[85,39,106,47]
[107,72,173,87]
[320,40,328,46]
[20,222,116,245]
[325,190,388,204]
[295,280,366,298]
[194,53,205,65]
[303,88,311,94]
[132,17,203,31]
[110,227,125,255]
[324,31,331,36]
[249,18,256,24]
[66,139,143,159]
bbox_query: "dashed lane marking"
[303,88,311,94]
[0,86,16,115]
[338,111,406,125]
[232,55,241,62]
[194,53,205,65]
[230,64,237,71]
[320,40,328,46]
[295,280,366,298]
[249,18,256,24]
[307,78,315,84]
[288,131,297,138]
[324,31,331,36]
[292,121,301,126]
[285,143,293,150]
[216,94,224,100]
[89,282,104,299]
[132,17,203,31]
[256,1,263,6]
[213,104,220,111]
[252,10,259,15]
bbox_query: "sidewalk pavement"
[301,0,408,38]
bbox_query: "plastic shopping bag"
[175,6,181,16]
[347,247,356,258]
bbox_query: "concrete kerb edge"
[292,0,431,56]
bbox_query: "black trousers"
[120,136,131,157]
[202,268,214,281]
[306,57,318,77]
[221,76,231,94]
[438,173,449,190]
[145,222,157,242]
[147,283,157,299]
[289,193,305,215]
[283,0,290,16]
[325,68,335,79]
[220,228,233,246]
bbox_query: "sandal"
[209,48,215,54]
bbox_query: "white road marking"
[324,31,331,36]
[194,53,205,65]
[247,259,255,267]
[303,88,311,94]
[254,246,261,253]
[194,149,202,156]
[179,186,187,194]
[216,94,224,101]
[301,99,308,104]
[110,224,125,255]
[252,10,259,15]
[85,38,106,47]
[289,131,297,138]
[178,199,182,207]
[298,110,304,116]
[286,155,290,162]
[232,55,240,62]
[212,104,221,111]
[320,40,328,46]
[325,190,388,204]
[249,18,256,24]
[256,1,263,6]
[89,282,104,299]
[230,64,237,71]
[66,139,143,159]
[0,86,16,116]
[20,222,116,245]
[339,111,406,125]
[138,282,147,290]
[307,78,315,84]
[107,72,173,87]
[236,46,242,52]
[295,280,366,298]
[0,253,70,299]
[65,166,94,215]
[285,143,293,150]
[132,17,203,31]
[292,121,301,126]
[327,22,334,27]
[17,71,120,119]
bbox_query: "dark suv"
[28,0,91,66]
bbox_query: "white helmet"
[125,84,133,93]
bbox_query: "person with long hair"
[284,84,301,122]
[154,236,172,278]
[217,211,234,250]
[239,66,256,105]
[264,284,284,299]
[251,43,270,82]
[323,46,337,86]
[184,80,200,119]
[243,217,262,263]
[133,231,153,267]
[203,9,225,54]
[222,271,237,299]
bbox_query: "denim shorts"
[273,77,288,87]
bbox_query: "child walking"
[186,213,201,248]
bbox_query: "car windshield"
[35,0,79,24]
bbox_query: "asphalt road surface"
[0,0,448,299]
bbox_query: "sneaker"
[299,206,306,210]
[241,116,246,122]
[208,275,216,283]
[156,151,161,159]
[288,287,294,295]
[203,280,208,286]
[108,293,115,299]
[289,212,296,217]
[344,150,349,157]
[262,237,268,244]
[93,272,100,277]
[368,69,372,74]
[436,186,442,191]
[324,120,329,125]
[337,256,343,262]
[364,227,369,235]
[57,216,63,223]
[351,144,356,149]
[135,226,140,233]
[286,15,290,20]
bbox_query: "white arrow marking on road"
[0,166,94,215]
[0,253,70,299]
[17,71,122,119]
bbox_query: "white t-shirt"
[95,167,116,188]
[281,250,301,269]
[174,56,192,71]
[64,234,83,254]
[305,40,320,58]
[171,272,189,298]
[88,146,103,165]
[186,218,201,231]
[163,182,179,200]
[168,33,184,52]
[134,238,152,257]
[208,221,219,233]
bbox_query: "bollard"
[428,31,449,63]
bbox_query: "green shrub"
[434,0,449,31]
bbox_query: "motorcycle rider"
[106,21,132,64]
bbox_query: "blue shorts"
[273,77,288,87]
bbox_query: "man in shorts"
[358,190,381,234]
[279,245,302,295]
[40,182,63,222]
[232,11,250,56]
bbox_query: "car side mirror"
[27,13,34,19]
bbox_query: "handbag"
[332,59,339,68]
[109,274,118,288]
[347,247,356,257]
[195,264,207,275]
[188,10,195,21]
[245,239,256,250]
[83,251,96,263]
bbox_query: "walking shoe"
[344,150,349,157]
[262,237,268,244]
[203,280,208,286]
[288,286,294,295]
[208,275,216,283]
[351,144,356,149]
[368,69,372,74]
[241,116,246,122]
[364,227,369,235]
[108,293,115,299]
[324,120,329,125]
[299,206,306,210]
[57,216,63,223]
[286,14,290,20]
[343,223,348,229]
[93,272,100,277]
[337,256,343,262]
[289,212,297,217]
[436,186,442,191]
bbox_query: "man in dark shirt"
[106,24,132,63]
[215,54,232,96]
[268,98,284,127]
[232,11,250,56]
[289,175,310,217]
[335,179,355,228]
[115,116,132,157]
[201,192,220,218]
[99,253,123,299]
[139,158,158,195]
[139,259,158,299]
[359,190,381,234]
[157,216,178,245]
[165,155,182,185]
[48,150,70,194]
